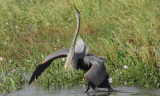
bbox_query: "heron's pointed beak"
[73,3,80,13]
[73,3,77,10]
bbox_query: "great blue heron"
[29,5,113,92]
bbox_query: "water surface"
[3,85,160,96]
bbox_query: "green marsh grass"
[0,0,160,94]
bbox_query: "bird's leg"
[89,81,96,90]
[107,81,113,92]
[84,81,96,93]
[105,78,113,92]
[107,83,113,92]
[84,82,90,93]
[108,87,113,92]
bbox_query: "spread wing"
[84,54,108,86]
[29,49,70,85]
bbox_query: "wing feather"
[29,49,69,85]
[84,54,107,86]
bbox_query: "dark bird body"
[29,4,113,92]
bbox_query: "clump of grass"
[0,0,160,94]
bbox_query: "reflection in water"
[4,85,160,96]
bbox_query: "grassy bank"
[0,0,160,94]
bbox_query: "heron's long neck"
[70,14,80,52]
[64,12,80,69]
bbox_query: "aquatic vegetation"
[0,0,160,94]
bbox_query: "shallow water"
[3,85,160,96]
